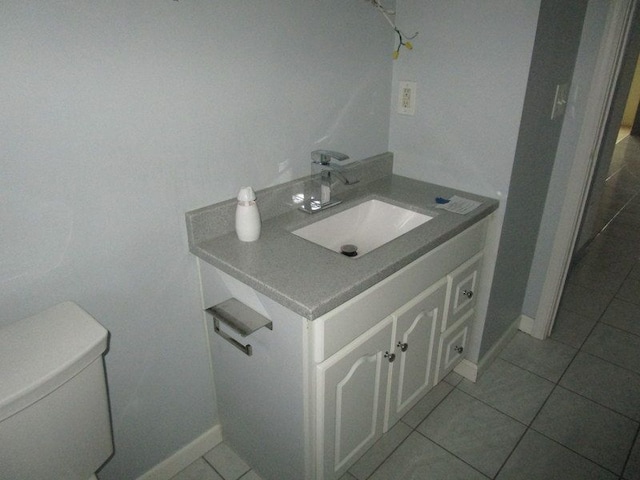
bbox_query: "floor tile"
[367,431,488,480]
[496,429,617,480]
[603,221,640,242]
[499,332,577,382]
[558,282,613,320]
[617,277,640,306]
[239,471,263,480]
[569,256,631,293]
[580,234,640,265]
[417,389,525,478]
[531,387,638,474]
[560,352,640,421]
[629,260,640,280]
[402,380,454,428]
[600,298,640,336]
[338,473,358,480]
[598,230,640,257]
[203,443,251,480]
[602,175,640,197]
[550,308,598,348]
[624,435,640,480]
[582,323,640,375]
[443,370,464,386]
[458,357,554,424]
[170,458,223,480]
[348,421,412,480]
[612,209,640,229]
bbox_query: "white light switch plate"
[551,83,569,120]
[398,81,417,115]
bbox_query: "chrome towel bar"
[205,298,272,356]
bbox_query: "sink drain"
[341,244,358,257]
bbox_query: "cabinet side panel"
[203,264,309,480]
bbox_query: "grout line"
[358,385,457,480]
[496,340,578,384]
[592,320,640,341]
[621,424,640,479]
[526,427,623,477]
[410,428,491,479]
[453,381,535,428]
[531,144,640,474]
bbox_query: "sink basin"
[292,199,433,258]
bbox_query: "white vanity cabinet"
[198,217,489,480]
[315,279,448,480]
[311,219,488,480]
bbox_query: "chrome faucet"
[300,150,360,213]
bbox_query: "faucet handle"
[311,150,350,165]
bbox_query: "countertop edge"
[188,175,498,320]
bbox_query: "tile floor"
[171,135,640,480]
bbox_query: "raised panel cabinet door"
[315,316,394,480]
[385,279,447,431]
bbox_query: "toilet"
[0,302,113,480]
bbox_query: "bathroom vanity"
[186,154,498,480]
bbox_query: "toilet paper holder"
[205,298,272,356]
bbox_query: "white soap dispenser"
[235,186,261,242]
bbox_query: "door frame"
[532,0,639,339]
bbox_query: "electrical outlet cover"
[398,81,416,115]
[551,83,569,120]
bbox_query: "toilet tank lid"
[0,302,109,422]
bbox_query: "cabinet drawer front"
[435,310,473,383]
[442,252,483,332]
[313,219,487,363]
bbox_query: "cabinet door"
[385,279,447,431]
[316,316,394,480]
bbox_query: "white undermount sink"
[292,199,433,258]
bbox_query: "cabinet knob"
[454,345,464,354]
[462,289,474,299]
[397,341,409,352]
[384,351,396,362]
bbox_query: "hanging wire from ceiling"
[366,0,418,59]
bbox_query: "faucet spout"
[300,150,360,213]
[311,149,350,165]
[325,168,359,186]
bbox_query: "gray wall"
[388,0,542,361]
[389,0,595,360]
[522,0,612,318]
[481,0,588,357]
[0,2,393,478]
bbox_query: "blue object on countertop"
[435,197,450,204]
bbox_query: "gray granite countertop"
[187,158,498,320]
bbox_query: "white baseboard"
[518,314,535,335]
[454,359,478,382]
[136,424,223,480]
[457,316,521,382]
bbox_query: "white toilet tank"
[0,302,113,480]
